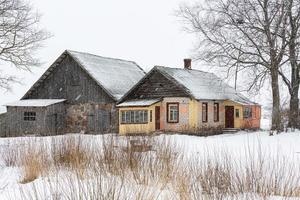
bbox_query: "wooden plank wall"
[5,102,66,137]
[0,113,6,137]
[124,70,189,101]
[21,54,117,134]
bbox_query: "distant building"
[117,59,261,135]
[0,50,145,136]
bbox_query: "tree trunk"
[289,92,299,128]
[288,64,299,128]
[271,68,282,131]
[287,23,300,128]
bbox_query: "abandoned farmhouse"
[0,51,261,137]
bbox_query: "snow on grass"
[0,131,299,199]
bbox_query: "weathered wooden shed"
[0,113,6,137]
[3,99,66,137]
[3,50,145,136]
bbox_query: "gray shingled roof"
[155,66,255,105]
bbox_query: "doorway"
[155,106,160,130]
[225,106,234,128]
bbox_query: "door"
[98,109,110,133]
[225,106,234,128]
[155,106,160,130]
[88,114,95,133]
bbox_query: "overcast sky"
[0,0,198,112]
[0,0,273,113]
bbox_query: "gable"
[67,50,145,100]
[122,69,190,101]
[23,54,115,104]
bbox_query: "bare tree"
[0,0,50,90]
[177,0,289,131]
[280,0,300,128]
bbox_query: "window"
[243,107,252,119]
[202,103,208,122]
[121,110,148,124]
[24,112,36,121]
[214,103,219,122]
[235,109,240,118]
[167,103,179,123]
[150,110,152,122]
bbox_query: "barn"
[0,50,145,136]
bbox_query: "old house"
[0,50,145,136]
[117,60,261,135]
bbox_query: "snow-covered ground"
[0,130,299,200]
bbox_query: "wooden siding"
[124,70,189,100]
[0,113,6,137]
[119,102,160,135]
[5,102,66,137]
[20,54,117,134]
[23,55,114,104]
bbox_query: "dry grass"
[19,143,50,184]
[0,134,299,200]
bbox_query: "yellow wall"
[189,99,198,130]
[223,100,243,128]
[118,102,161,135]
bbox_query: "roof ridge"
[154,65,217,76]
[66,49,140,66]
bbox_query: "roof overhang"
[4,99,66,107]
[117,98,161,107]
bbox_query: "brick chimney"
[184,59,192,70]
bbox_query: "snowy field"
[0,130,299,200]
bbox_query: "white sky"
[0,0,197,112]
[0,0,274,113]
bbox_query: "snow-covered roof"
[155,66,255,105]
[22,50,146,101]
[117,99,161,107]
[68,50,145,100]
[4,99,66,107]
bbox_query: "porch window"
[167,103,179,123]
[214,103,219,122]
[121,110,148,124]
[202,103,208,122]
[24,112,36,121]
[235,109,240,118]
[243,107,252,119]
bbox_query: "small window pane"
[243,107,252,119]
[235,109,240,118]
[24,112,36,121]
[130,111,134,123]
[214,103,219,122]
[125,111,130,123]
[121,110,148,124]
[202,103,208,122]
